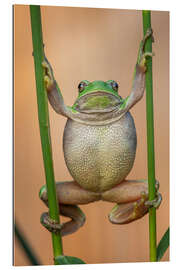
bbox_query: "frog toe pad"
[145,192,162,209]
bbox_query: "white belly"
[63,112,137,192]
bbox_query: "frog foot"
[145,192,162,209]
[40,204,86,236]
[42,57,55,90]
[109,190,162,224]
[109,193,149,224]
[145,180,162,209]
[40,212,63,234]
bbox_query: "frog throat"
[73,91,122,113]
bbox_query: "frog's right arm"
[120,63,146,112]
[119,28,153,114]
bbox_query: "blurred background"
[14,5,169,265]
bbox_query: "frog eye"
[110,81,119,91]
[78,81,89,93]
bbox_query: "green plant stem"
[15,222,41,265]
[30,5,63,261]
[142,10,157,262]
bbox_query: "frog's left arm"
[42,56,89,121]
[42,57,70,117]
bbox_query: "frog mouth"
[75,91,122,113]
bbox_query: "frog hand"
[137,28,155,72]
[138,51,155,73]
[42,56,56,91]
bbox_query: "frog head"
[72,80,122,113]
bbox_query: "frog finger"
[137,27,154,67]
[42,57,55,85]
[155,180,160,191]
[142,28,154,48]
[138,52,154,71]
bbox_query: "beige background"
[14,5,169,266]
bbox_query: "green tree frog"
[39,28,162,236]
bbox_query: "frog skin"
[39,28,162,236]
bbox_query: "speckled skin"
[40,29,162,234]
[63,111,137,192]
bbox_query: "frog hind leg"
[102,179,162,224]
[40,204,86,236]
[39,181,101,236]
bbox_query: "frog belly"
[63,112,137,192]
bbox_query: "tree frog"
[39,28,162,236]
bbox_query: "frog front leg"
[42,57,69,117]
[102,179,162,224]
[39,181,101,236]
[118,28,154,115]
